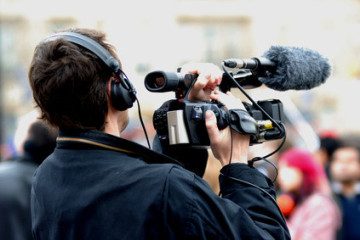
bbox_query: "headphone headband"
[46,32,120,72]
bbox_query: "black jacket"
[31,130,289,240]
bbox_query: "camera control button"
[191,106,203,121]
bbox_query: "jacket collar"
[57,129,182,166]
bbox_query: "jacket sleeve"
[163,163,290,240]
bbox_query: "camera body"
[146,70,285,147]
[153,98,284,146]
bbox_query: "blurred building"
[1,0,360,158]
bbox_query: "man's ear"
[106,78,114,97]
[106,79,114,110]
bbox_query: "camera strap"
[228,109,258,135]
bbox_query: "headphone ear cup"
[110,81,136,111]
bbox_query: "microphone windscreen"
[260,46,331,91]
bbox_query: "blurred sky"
[1,0,360,157]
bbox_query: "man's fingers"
[211,91,245,110]
[192,73,210,91]
[205,110,221,145]
[181,63,222,88]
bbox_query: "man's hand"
[206,91,250,166]
[181,63,250,166]
[180,62,222,101]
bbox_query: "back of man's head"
[29,28,120,131]
[320,135,341,160]
[23,121,58,165]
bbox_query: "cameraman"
[29,28,289,239]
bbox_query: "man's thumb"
[205,110,220,143]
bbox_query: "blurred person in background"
[0,120,58,240]
[313,130,341,179]
[277,148,341,240]
[330,135,360,240]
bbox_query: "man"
[0,120,57,240]
[313,131,341,180]
[29,28,289,239]
[330,135,360,240]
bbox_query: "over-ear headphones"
[45,31,137,111]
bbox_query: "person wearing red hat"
[277,148,341,240]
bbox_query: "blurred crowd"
[0,117,58,239]
[205,129,360,240]
[1,115,360,240]
[266,131,360,240]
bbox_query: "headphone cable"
[135,96,151,149]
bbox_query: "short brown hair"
[29,28,119,130]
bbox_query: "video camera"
[145,64,285,147]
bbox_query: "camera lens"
[144,71,181,92]
[144,71,167,92]
[154,76,165,88]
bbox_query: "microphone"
[223,46,331,91]
[223,57,275,70]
